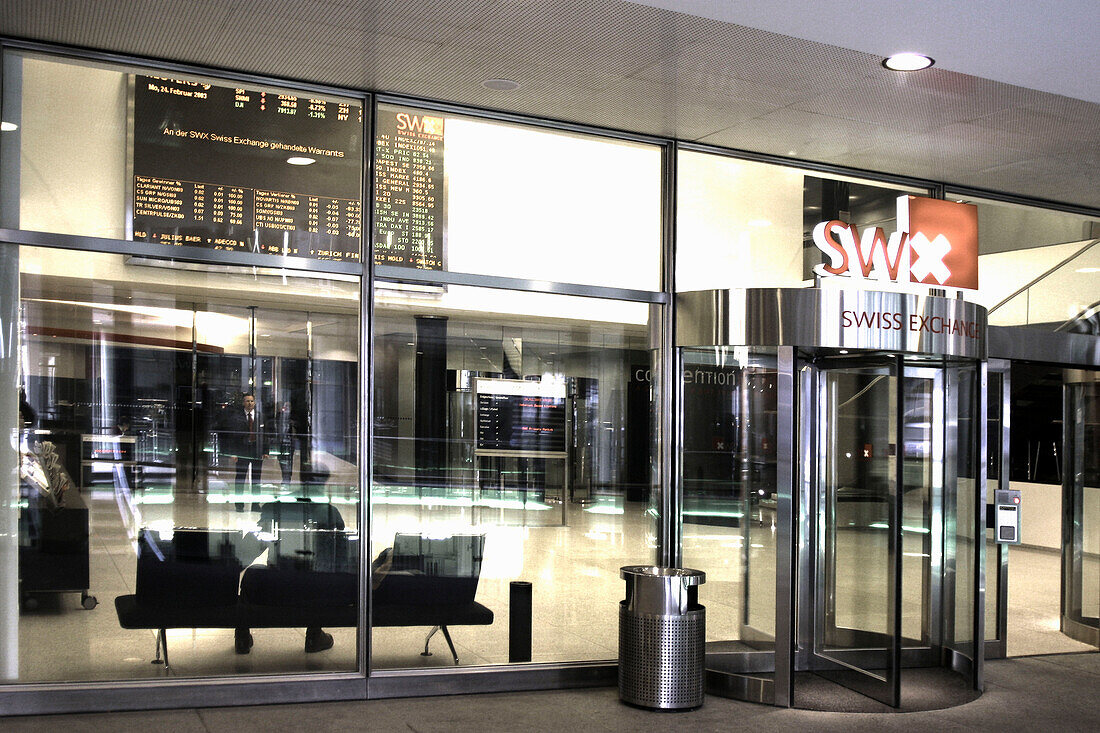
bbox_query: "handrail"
[1057,296,1100,333]
[988,238,1100,315]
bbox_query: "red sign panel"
[813,196,979,291]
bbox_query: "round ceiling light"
[883,52,935,72]
[482,78,521,91]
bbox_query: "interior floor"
[14,480,1096,683]
[1006,544,1096,656]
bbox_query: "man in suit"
[220,393,266,511]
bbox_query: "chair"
[371,533,492,664]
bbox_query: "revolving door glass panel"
[811,356,902,707]
[680,348,778,662]
[1063,375,1100,648]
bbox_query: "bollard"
[509,580,532,662]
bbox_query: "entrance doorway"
[796,353,982,708]
[677,287,989,710]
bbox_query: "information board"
[131,76,362,261]
[373,107,445,270]
[475,379,567,454]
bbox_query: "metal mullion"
[975,362,988,689]
[360,93,375,691]
[675,140,938,196]
[662,140,678,568]
[890,355,904,707]
[927,365,946,653]
[375,266,666,305]
[0,228,364,277]
[997,361,1011,651]
[773,345,797,707]
[374,93,668,150]
[944,184,1100,221]
[2,38,365,101]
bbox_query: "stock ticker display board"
[372,107,444,270]
[131,76,363,261]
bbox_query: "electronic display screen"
[372,106,445,270]
[475,380,567,453]
[131,75,362,261]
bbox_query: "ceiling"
[2,0,1099,209]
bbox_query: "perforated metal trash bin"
[618,565,706,710]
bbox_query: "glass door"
[811,356,902,707]
[1062,372,1100,648]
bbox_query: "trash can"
[618,565,706,710]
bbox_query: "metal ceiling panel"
[1,0,1098,209]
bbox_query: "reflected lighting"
[370,494,552,511]
[683,510,744,519]
[26,298,252,346]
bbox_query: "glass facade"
[0,40,1096,714]
[676,150,929,292]
[13,246,361,681]
[679,348,777,650]
[946,194,1100,329]
[372,286,656,667]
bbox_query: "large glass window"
[677,150,928,292]
[4,52,364,262]
[679,347,778,652]
[371,283,657,667]
[7,246,360,681]
[372,103,662,291]
[945,194,1100,329]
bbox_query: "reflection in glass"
[1064,377,1100,644]
[371,284,656,667]
[12,246,359,681]
[949,365,981,653]
[373,103,662,290]
[679,348,778,652]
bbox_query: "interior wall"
[20,56,126,238]
[444,117,662,292]
[676,150,807,292]
[1010,480,1062,550]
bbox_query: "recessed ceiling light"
[0,121,17,132]
[883,52,934,72]
[482,78,521,91]
[1076,267,1100,274]
[287,156,315,166]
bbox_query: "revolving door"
[677,288,987,709]
[796,352,984,707]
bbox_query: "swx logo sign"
[812,196,979,291]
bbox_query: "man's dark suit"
[220,403,267,507]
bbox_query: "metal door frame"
[806,353,903,707]
[984,359,1011,660]
[1061,371,1100,648]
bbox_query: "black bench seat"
[114,524,493,668]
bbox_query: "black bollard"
[509,581,532,662]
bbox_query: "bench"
[114,507,492,668]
